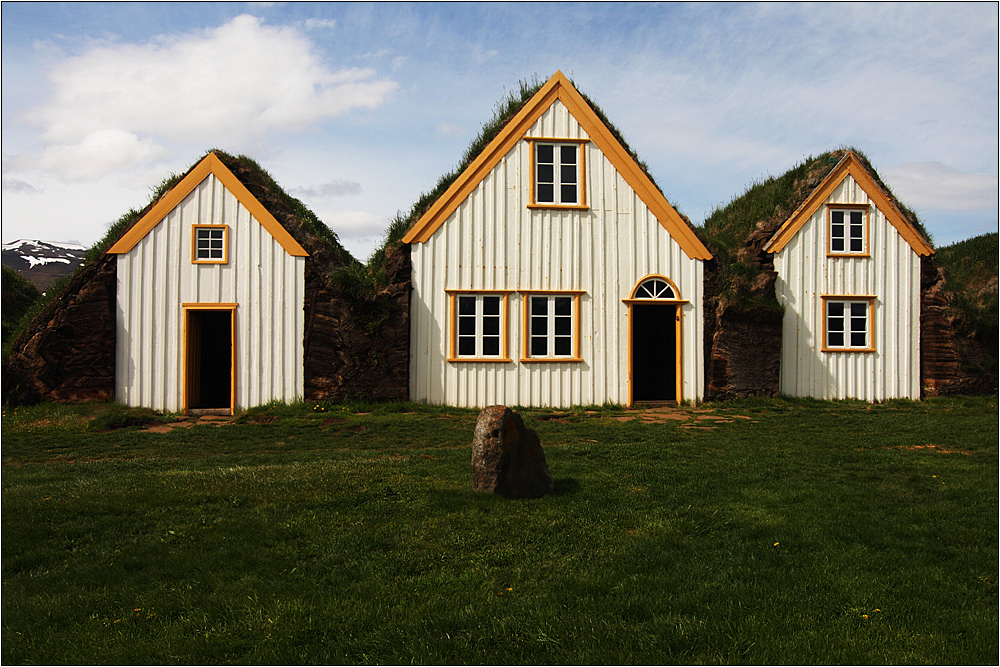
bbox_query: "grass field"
[2,397,997,664]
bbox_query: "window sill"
[821,347,876,353]
[826,253,871,259]
[519,357,584,363]
[192,259,229,265]
[527,204,590,211]
[447,357,513,364]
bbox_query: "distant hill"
[2,239,88,291]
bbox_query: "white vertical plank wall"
[772,175,921,400]
[409,99,705,408]
[115,174,305,412]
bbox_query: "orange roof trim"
[764,152,933,256]
[107,152,308,257]
[401,71,711,261]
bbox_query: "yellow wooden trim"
[517,289,587,295]
[627,274,683,300]
[402,71,712,261]
[181,304,238,416]
[107,152,308,258]
[765,152,933,256]
[191,224,230,264]
[819,295,876,353]
[520,358,584,364]
[626,300,683,406]
[527,204,591,211]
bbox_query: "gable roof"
[401,71,712,261]
[107,151,308,257]
[764,151,933,256]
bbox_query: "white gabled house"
[764,151,935,400]
[402,71,713,408]
[107,152,309,415]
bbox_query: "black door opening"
[186,310,232,411]
[631,304,677,402]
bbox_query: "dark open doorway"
[631,304,678,403]
[186,309,233,413]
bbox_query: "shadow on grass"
[553,477,582,496]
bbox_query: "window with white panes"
[824,298,873,351]
[193,225,228,263]
[829,206,867,255]
[533,142,584,206]
[451,293,507,360]
[526,294,578,359]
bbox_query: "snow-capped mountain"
[2,239,88,291]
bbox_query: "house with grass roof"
[4,150,410,412]
[762,151,935,400]
[402,71,712,407]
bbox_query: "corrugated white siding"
[115,174,305,412]
[410,99,705,407]
[773,175,921,400]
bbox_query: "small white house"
[764,151,934,400]
[107,152,309,414]
[403,71,713,408]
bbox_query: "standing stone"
[472,405,554,499]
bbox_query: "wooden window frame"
[526,138,589,210]
[192,224,229,264]
[446,290,512,363]
[821,295,876,353]
[519,290,585,363]
[827,205,870,257]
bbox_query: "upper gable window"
[193,225,229,264]
[828,206,868,256]
[528,139,588,209]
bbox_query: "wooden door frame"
[623,275,687,407]
[182,303,237,415]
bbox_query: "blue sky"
[2,2,997,260]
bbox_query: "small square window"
[828,207,868,255]
[192,225,229,264]
[823,297,874,352]
[449,292,510,362]
[529,140,587,208]
[521,292,582,361]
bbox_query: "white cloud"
[303,18,337,30]
[18,14,397,180]
[325,210,388,239]
[883,162,999,212]
[291,179,363,198]
[2,178,41,194]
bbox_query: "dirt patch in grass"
[889,444,973,455]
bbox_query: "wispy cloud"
[883,163,1000,212]
[291,179,363,198]
[15,14,397,181]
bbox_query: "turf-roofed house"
[403,71,712,407]
[6,150,409,413]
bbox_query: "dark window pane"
[555,317,571,336]
[561,164,577,184]
[531,297,548,315]
[537,144,553,163]
[483,297,500,315]
[458,296,475,315]
[829,332,844,347]
[850,238,863,252]
[828,302,844,317]
[458,317,476,335]
[537,184,554,203]
[561,145,577,164]
[483,316,499,336]
[554,297,572,315]
[851,332,867,347]
[458,337,475,356]
[831,223,844,238]
[561,184,577,203]
[537,164,554,183]
[662,285,675,298]
[531,338,547,356]
[850,211,863,225]
[531,316,547,336]
[832,238,845,252]
[851,302,867,317]
[483,337,500,356]
[832,211,844,225]
[555,338,571,356]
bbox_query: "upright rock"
[472,405,554,499]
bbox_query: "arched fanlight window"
[633,277,676,300]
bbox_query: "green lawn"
[2,397,997,665]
